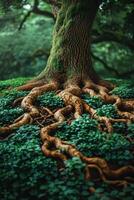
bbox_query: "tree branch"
[18,10,32,30]
[91,52,120,76]
[91,52,134,78]
[118,69,134,78]
[44,0,60,7]
[18,0,54,30]
[30,48,49,58]
[92,31,134,51]
[33,0,55,19]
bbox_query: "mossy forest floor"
[0,77,134,200]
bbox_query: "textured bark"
[36,0,101,83]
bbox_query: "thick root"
[0,113,31,135]
[17,80,46,91]
[0,81,59,136]
[83,80,134,125]
[97,79,115,90]
[40,106,134,186]
[58,85,83,118]
[39,82,134,186]
[41,105,73,160]
[0,78,134,187]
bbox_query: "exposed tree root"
[40,116,134,186]
[0,113,32,134]
[0,81,58,134]
[16,79,46,91]
[0,78,134,188]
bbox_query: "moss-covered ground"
[0,77,134,200]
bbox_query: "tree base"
[0,76,134,188]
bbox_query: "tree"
[0,0,134,187]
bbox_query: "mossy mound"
[0,77,134,200]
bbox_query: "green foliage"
[0,13,53,79]
[0,85,27,126]
[0,107,24,126]
[71,114,98,131]
[0,79,134,200]
[92,183,134,200]
[97,104,119,118]
[106,78,133,86]
[92,0,134,79]
[127,123,134,141]
[0,77,30,90]
[37,92,64,109]
[0,125,91,200]
[57,114,98,141]
[128,123,134,134]
[112,84,134,99]
[82,94,104,109]
[56,114,133,165]
[1,122,133,200]
[0,90,28,110]
[1,117,133,199]
[0,80,28,126]
[113,122,127,133]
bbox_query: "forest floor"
[0,77,134,200]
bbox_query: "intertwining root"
[0,78,134,187]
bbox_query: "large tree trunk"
[37,0,100,83]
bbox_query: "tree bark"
[37,0,101,83]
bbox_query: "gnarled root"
[41,105,73,160]
[0,77,134,187]
[0,113,32,134]
[40,104,134,186]
[0,81,59,136]
[39,81,134,186]
[16,79,46,91]
[83,80,134,125]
